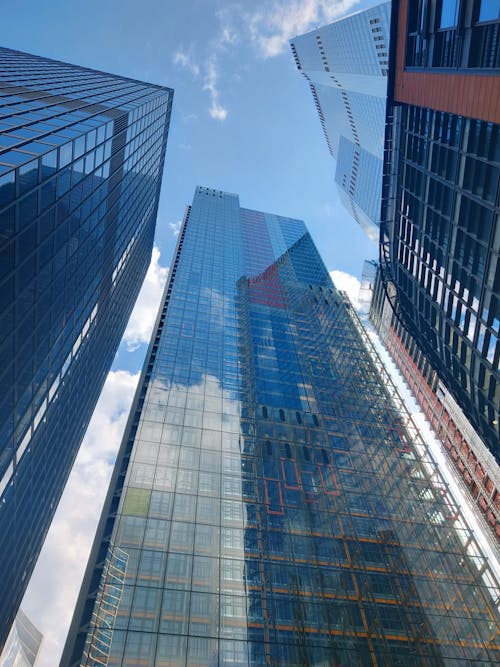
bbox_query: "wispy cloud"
[173,40,228,121]
[203,56,228,121]
[247,0,362,58]
[173,2,362,120]
[215,7,240,48]
[182,112,199,122]
[123,245,168,351]
[169,220,182,236]
[330,269,361,309]
[173,46,200,77]
[21,369,140,667]
[220,25,238,46]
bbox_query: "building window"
[440,0,460,28]
[479,0,500,22]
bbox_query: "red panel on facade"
[247,264,286,309]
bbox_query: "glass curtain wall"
[64,186,500,667]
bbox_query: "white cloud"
[189,0,362,121]
[203,56,228,121]
[182,112,199,122]
[220,25,238,46]
[247,0,362,58]
[122,245,169,352]
[330,269,361,309]
[176,2,363,122]
[169,220,182,236]
[21,369,140,667]
[172,47,200,77]
[215,7,239,48]
[172,11,242,122]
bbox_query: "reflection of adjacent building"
[0,610,42,667]
[0,48,173,648]
[63,187,500,666]
[81,547,129,666]
[290,2,391,242]
[237,233,500,664]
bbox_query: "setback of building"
[290,2,391,242]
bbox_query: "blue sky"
[0,0,381,662]
[2,0,379,370]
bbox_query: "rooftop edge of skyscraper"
[290,2,391,241]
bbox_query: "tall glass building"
[0,609,43,667]
[63,187,500,666]
[0,48,173,648]
[290,2,391,242]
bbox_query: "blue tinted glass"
[440,0,459,27]
[66,186,500,667]
[0,45,173,646]
[479,0,500,21]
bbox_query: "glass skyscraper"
[290,2,391,242]
[0,47,173,648]
[63,187,500,666]
[0,609,43,667]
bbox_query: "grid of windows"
[0,48,173,648]
[370,266,500,544]
[65,188,500,667]
[290,2,390,240]
[0,608,43,666]
[389,104,499,458]
[406,0,500,69]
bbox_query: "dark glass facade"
[386,103,499,457]
[406,0,500,69]
[379,1,499,465]
[0,47,173,648]
[63,187,500,667]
